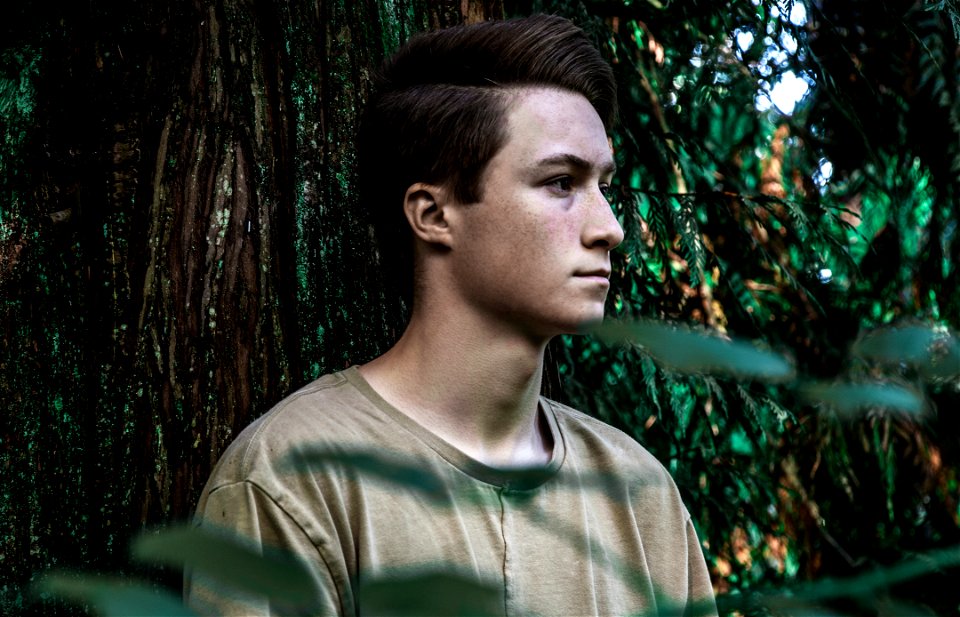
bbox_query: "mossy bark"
[0,0,502,610]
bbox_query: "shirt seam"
[345,367,565,490]
[498,487,509,617]
[206,479,348,615]
[238,374,350,476]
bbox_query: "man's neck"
[358,304,553,469]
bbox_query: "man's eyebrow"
[533,153,617,176]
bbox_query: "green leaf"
[280,448,577,500]
[584,319,795,381]
[717,545,960,614]
[130,525,315,607]
[34,573,193,617]
[853,325,960,379]
[358,570,500,616]
[280,447,450,502]
[764,544,960,606]
[798,381,925,416]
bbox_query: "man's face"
[447,87,624,340]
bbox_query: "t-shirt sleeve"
[183,480,344,616]
[684,517,718,617]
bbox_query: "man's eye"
[600,183,615,204]
[546,176,574,193]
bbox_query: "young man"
[186,14,715,616]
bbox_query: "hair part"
[358,14,617,309]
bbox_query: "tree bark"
[0,0,502,608]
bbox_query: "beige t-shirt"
[185,367,715,616]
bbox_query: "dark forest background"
[2,0,959,614]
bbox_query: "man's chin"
[571,315,606,335]
[525,308,607,340]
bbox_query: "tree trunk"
[0,0,502,609]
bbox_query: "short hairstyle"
[358,14,617,308]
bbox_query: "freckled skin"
[359,87,625,466]
[447,87,625,342]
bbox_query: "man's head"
[359,14,618,309]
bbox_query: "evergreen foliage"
[520,0,960,612]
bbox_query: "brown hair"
[358,14,617,307]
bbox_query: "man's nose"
[583,188,624,250]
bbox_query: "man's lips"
[575,269,611,279]
[574,270,611,288]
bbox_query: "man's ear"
[403,183,455,248]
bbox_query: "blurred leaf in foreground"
[280,448,450,502]
[33,573,193,617]
[131,525,315,608]
[798,380,926,416]
[853,325,960,380]
[584,319,795,381]
[731,544,960,614]
[281,448,674,501]
[358,570,500,616]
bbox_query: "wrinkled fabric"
[185,367,716,616]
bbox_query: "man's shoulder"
[544,397,674,480]
[545,397,692,525]
[205,368,380,487]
